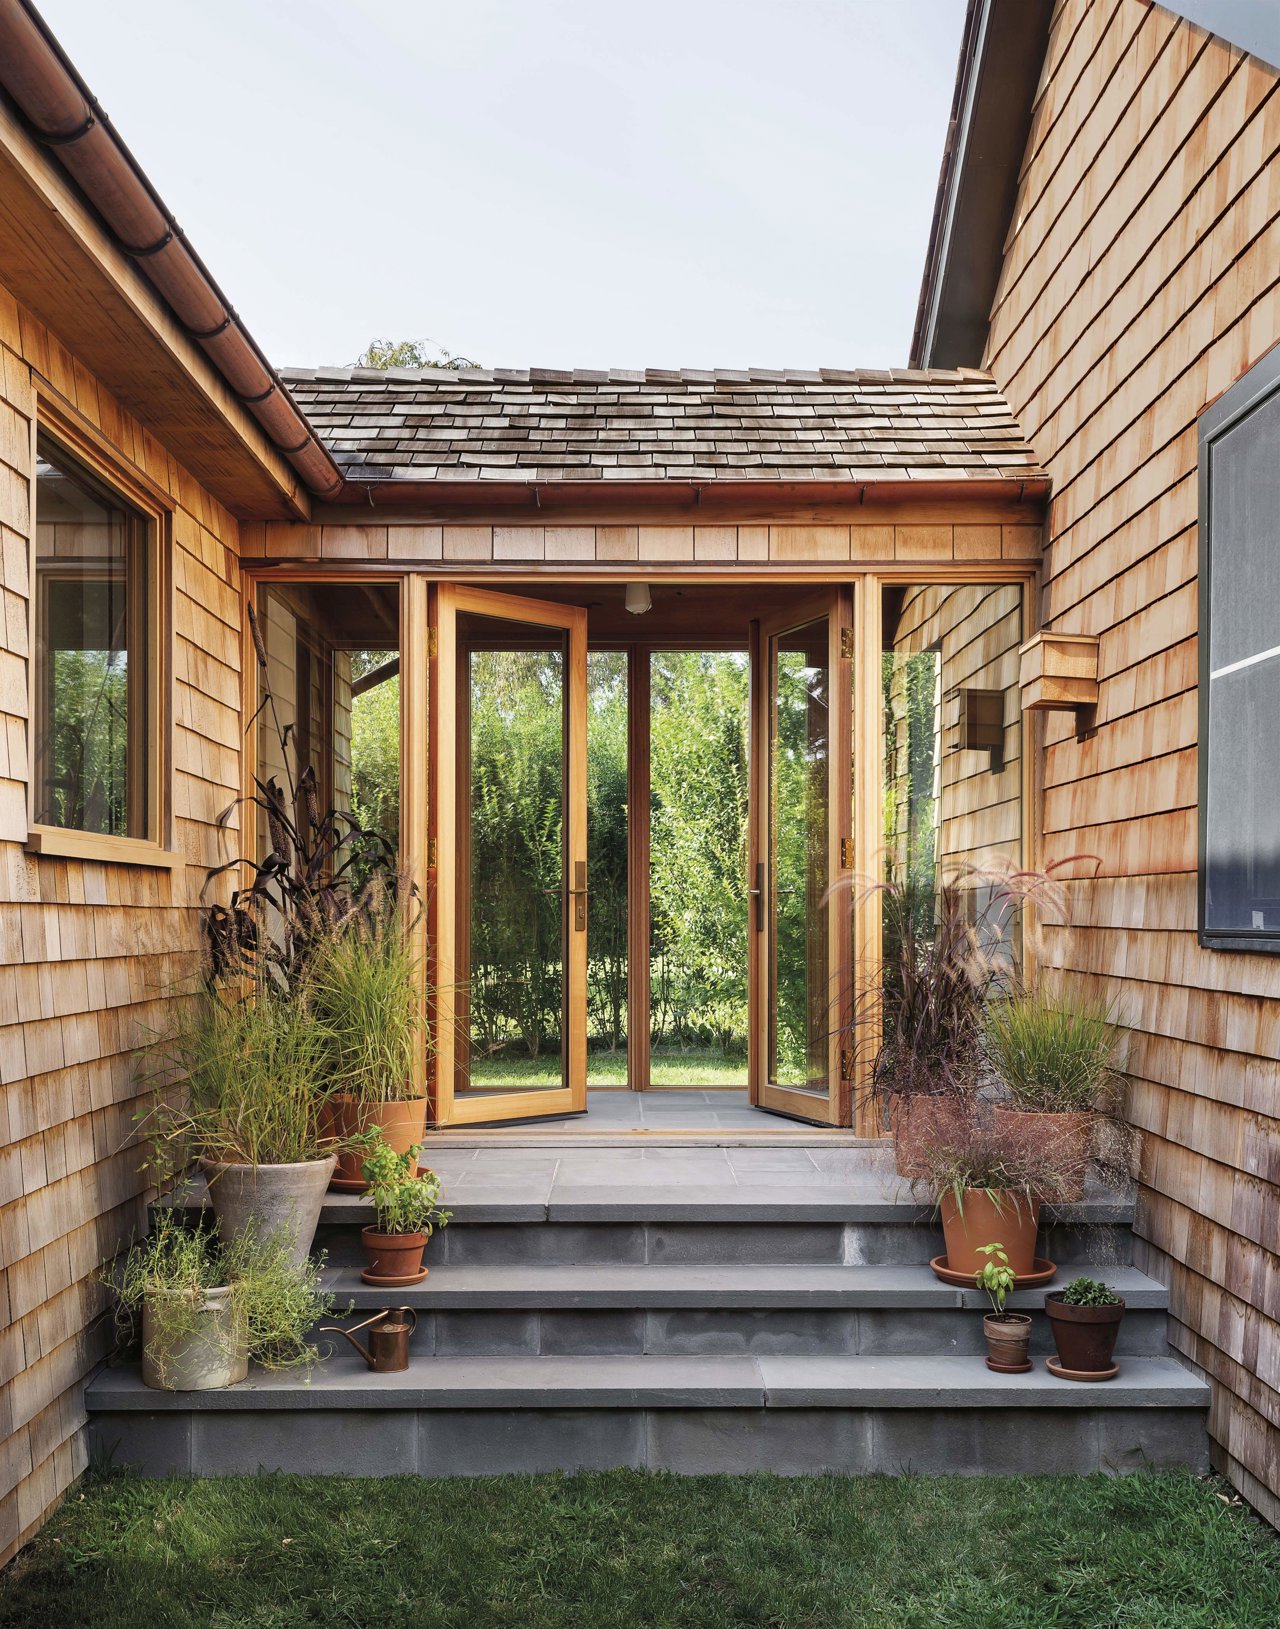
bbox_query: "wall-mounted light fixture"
[1020,630,1100,740]
[625,582,652,616]
[957,688,1006,772]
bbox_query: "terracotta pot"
[1045,1292,1126,1374]
[939,1186,1041,1277]
[142,1286,248,1391]
[983,1311,1032,1373]
[889,1094,971,1179]
[324,1094,429,1191]
[994,1106,1093,1202]
[360,1226,427,1281]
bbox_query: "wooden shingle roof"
[280,366,1043,486]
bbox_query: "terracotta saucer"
[985,1357,1033,1374]
[1045,1355,1119,1382]
[329,1176,367,1194]
[359,1266,429,1287]
[929,1255,1058,1288]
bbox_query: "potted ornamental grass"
[920,1123,1068,1281]
[974,1242,1031,1372]
[1045,1275,1127,1379]
[310,900,431,1193]
[359,1139,451,1286]
[105,1210,335,1391]
[871,882,986,1177]
[140,986,338,1268]
[982,984,1124,1201]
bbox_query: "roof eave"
[910,0,1054,371]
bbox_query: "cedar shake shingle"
[280,366,1043,485]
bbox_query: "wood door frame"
[429,582,588,1126]
[749,587,854,1125]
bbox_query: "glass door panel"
[430,585,587,1125]
[751,590,853,1125]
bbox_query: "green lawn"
[472,1044,747,1088]
[3,1470,1278,1628]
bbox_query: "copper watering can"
[321,1307,418,1373]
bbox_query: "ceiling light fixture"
[624,582,652,616]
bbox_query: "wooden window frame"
[26,402,176,869]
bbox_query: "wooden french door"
[749,589,855,1125]
[429,584,588,1125]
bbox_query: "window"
[33,430,157,844]
[1199,345,1280,950]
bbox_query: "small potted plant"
[360,1139,450,1286]
[920,1124,1068,1281]
[975,1242,1031,1372]
[311,901,431,1193]
[982,985,1123,1200]
[105,1210,336,1391]
[1045,1275,1127,1379]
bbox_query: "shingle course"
[280,366,1043,483]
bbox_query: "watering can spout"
[319,1307,417,1372]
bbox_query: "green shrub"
[982,985,1123,1113]
[309,900,428,1103]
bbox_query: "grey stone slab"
[842,1223,942,1264]
[420,1409,645,1475]
[549,1191,863,1222]
[871,1409,1102,1475]
[90,1411,191,1475]
[958,1265,1169,1311]
[757,1356,1210,1409]
[539,1310,646,1356]
[433,1311,539,1357]
[438,1222,646,1267]
[193,1409,419,1475]
[646,1308,860,1357]
[1100,1409,1210,1473]
[646,1222,847,1264]
[857,1308,986,1357]
[644,1407,873,1474]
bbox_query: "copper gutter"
[0,0,344,500]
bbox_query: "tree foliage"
[353,337,479,369]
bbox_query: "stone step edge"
[317,1262,1170,1311]
[86,1354,1208,1413]
[159,1190,1136,1227]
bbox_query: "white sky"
[41,0,966,371]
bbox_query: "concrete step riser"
[89,1403,1209,1479]
[315,1220,1135,1269]
[312,1305,1169,1359]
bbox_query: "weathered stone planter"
[202,1156,337,1269]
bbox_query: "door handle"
[748,862,764,933]
[568,859,587,932]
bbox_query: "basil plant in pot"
[982,984,1124,1202]
[974,1242,1031,1373]
[140,987,338,1268]
[310,900,431,1194]
[105,1210,335,1392]
[360,1139,451,1286]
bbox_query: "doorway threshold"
[424,1087,872,1147]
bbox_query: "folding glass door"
[749,589,855,1125]
[430,585,588,1125]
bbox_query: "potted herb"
[975,1242,1031,1372]
[1045,1275,1126,1379]
[982,985,1123,1200]
[921,1124,1068,1279]
[105,1211,335,1391]
[360,1140,451,1286]
[140,987,338,1268]
[310,901,431,1193]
